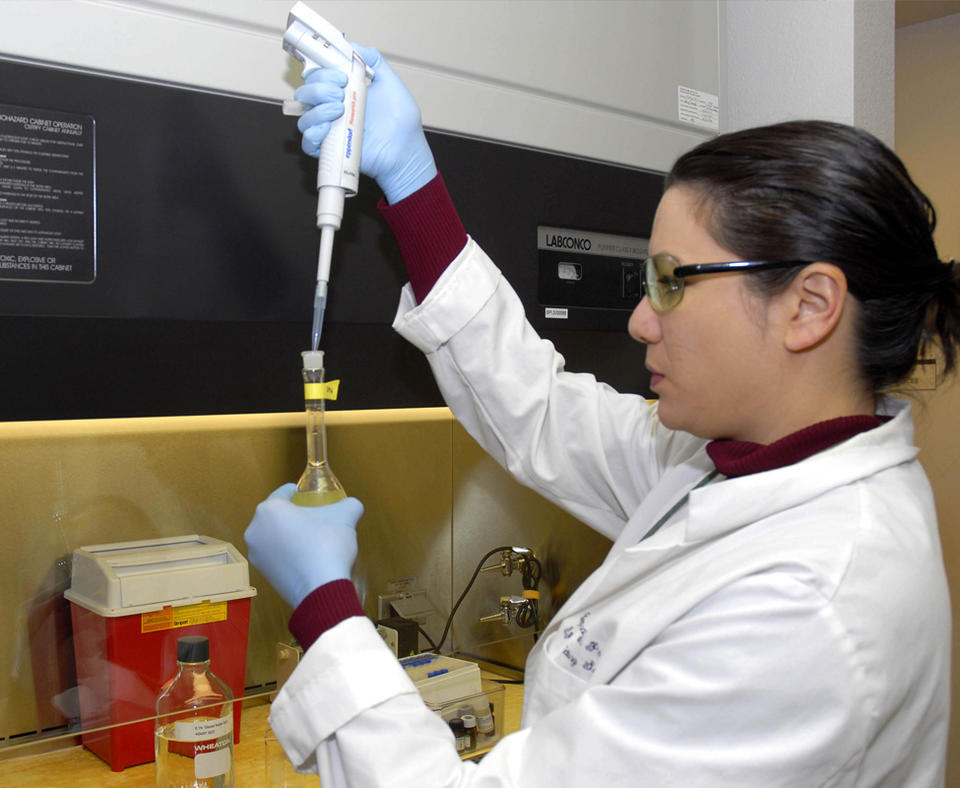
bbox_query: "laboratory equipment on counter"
[65,535,254,771]
[282,1,373,350]
[400,654,506,755]
[155,636,235,788]
[292,349,347,506]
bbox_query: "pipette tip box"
[65,534,256,772]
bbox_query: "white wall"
[0,0,898,172]
[722,0,894,145]
[895,12,960,781]
[0,0,897,169]
[0,0,720,173]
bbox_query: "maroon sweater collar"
[706,415,887,478]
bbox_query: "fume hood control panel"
[537,225,648,331]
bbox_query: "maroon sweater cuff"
[378,173,468,303]
[289,578,364,650]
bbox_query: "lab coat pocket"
[523,628,596,722]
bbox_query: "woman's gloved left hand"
[244,483,364,608]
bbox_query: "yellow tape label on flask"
[304,380,340,400]
[141,601,228,633]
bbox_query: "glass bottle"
[292,349,346,507]
[156,635,235,788]
[461,714,478,751]
[477,704,496,744]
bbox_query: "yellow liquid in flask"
[291,488,347,507]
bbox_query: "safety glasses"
[642,253,810,313]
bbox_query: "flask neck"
[302,365,329,466]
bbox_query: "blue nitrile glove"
[244,483,364,609]
[294,44,437,204]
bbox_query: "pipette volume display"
[292,350,346,507]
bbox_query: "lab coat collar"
[684,397,917,543]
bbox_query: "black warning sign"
[0,104,95,283]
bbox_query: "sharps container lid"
[64,534,256,617]
[178,635,210,663]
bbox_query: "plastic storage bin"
[401,654,506,756]
[65,534,256,771]
[429,680,506,757]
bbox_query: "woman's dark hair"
[666,120,959,393]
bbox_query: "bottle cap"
[302,350,325,370]
[177,635,210,663]
[461,714,477,729]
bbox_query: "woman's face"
[628,186,786,442]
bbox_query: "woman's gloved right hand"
[294,44,438,205]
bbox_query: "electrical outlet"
[377,589,435,624]
[376,624,399,656]
[377,592,404,620]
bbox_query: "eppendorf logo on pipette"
[346,90,358,158]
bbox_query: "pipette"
[282,2,373,349]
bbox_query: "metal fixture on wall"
[480,547,532,578]
[479,595,537,626]
[477,548,542,631]
[434,546,542,655]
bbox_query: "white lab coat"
[270,239,950,787]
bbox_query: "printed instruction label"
[385,576,419,593]
[678,86,720,131]
[141,601,228,633]
[173,714,233,742]
[0,103,96,283]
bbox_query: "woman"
[245,46,958,787]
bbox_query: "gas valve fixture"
[431,545,542,654]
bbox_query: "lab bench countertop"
[0,682,523,787]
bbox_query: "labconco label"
[537,226,648,259]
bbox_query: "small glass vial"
[476,707,496,743]
[155,636,235,788]
[292,350,347,507]
[449,719,468,753]
[461,714,478,751]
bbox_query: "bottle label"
[171,714,233,780]
[195,743,232,780]
[173,713,233,742]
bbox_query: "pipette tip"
[311,282,327,351]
